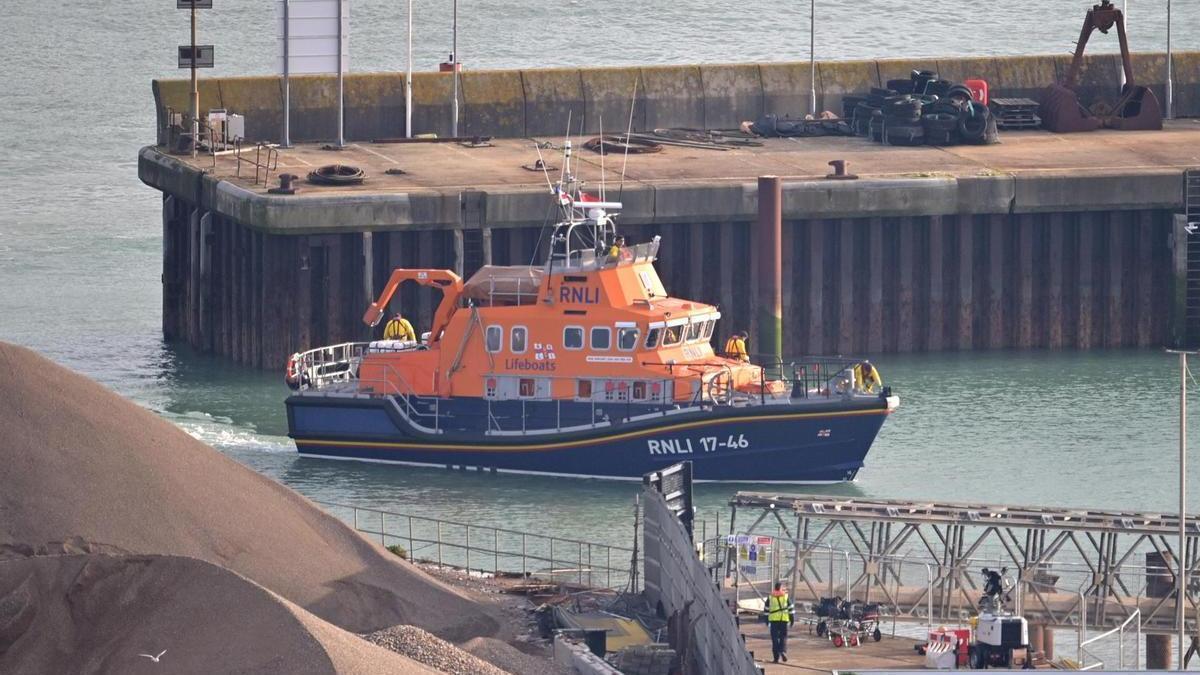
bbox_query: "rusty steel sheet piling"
[754,176,783,367]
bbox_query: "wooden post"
[1048,214,1064,348]
[1077,218,1094,349]
[868,218,883,353]
[1136,211,1154,347]
[838,220,855,353]
[988,215,1005,349]
[1107,213,1124,348]
[927,216,944,352]
[719,222,735,343]
[296,236,312,353]
[453,228,464,277]
[781,221,795,356]
[363,231,375,308]
[252,230,264,368]
[1017,215,1034,348]
[689,223,706,302]
[807,220,825,354]
[199,212,212,352]
[957,217,974,350]
[898,217,915,352]
[481,226,493,266]
[755,177,783,364]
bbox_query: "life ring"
[285,353,302,390]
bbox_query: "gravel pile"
[363,625,512,675]
[463,636,574,675]
[0,341,498,642]
[0,554,441,674]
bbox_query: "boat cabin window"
[632,381,647,400]
[485,325,502,353]
[590,327,611,351]
[577,379,593,399]
[618,327,639,351]
[703,320,716,340]
[511,326,527,353]
[604,381,629,401]
[685,322,702,342]
[663,325,683,347]
[645,328,661,349]
[564,326,584,350]
[519,378,536,398]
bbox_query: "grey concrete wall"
[643,489,759,675]
[152,51,1200,144]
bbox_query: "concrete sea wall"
[152,51,1200,143]
[157,189,1183,369]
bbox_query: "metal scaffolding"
[727,492,1200,635]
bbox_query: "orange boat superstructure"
[354,228,782,406]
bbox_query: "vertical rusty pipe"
[756,176,783,368]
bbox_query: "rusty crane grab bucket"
[1040,0,1162,133]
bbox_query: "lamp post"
[808,0,816,114]
[1165,0,1173,119]
[405,0,413,138]
[1169,348,1194,669]
[450,0,459,138]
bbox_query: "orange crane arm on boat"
[362,269,464,344]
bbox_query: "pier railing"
[316,500,643,592]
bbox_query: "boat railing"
[293,342,370,389]
[551,237,661,273]
[293,342,444,432]
[748,354,880,399]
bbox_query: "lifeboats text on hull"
[284,142,898,482]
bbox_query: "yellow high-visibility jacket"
[383,317,416,341]
[724,337,749,362]
[854,363,882,392]
[766,591,792,623]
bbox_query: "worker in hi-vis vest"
[765,581,794,663]
[723,331,750,362]
[383,313,416,342]
[854,360,882,393]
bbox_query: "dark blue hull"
[285,394,893,483]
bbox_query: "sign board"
[643,461,694,540]
[276,0,349,75]
[177,0,213,7]
[178,45,215,69]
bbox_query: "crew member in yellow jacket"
[383,313,416,342]
[854,360,882,393]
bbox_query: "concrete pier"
[140,52,1200,368]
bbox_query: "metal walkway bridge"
[724,492,1200,636]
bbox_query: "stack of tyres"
[881,95,924,146]
[869,110,885,142]
[959,100,999,144]
[859,69,998,147]
[922,112,961,146]
[853,103,876,136]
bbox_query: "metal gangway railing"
[316,500,642,592]
[729,491,1200,645]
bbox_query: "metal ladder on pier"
[1185,169,1200,346]
[461,229,485,278]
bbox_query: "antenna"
[599,114,605,202]
[559,110,572,189]
[618,78,638,200]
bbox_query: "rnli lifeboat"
[284,156,898,482]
